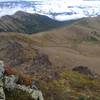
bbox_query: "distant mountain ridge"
[0,11,66,34]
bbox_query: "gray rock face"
[0,61,5,79]
[4,75,18,91]
[31,81,38,90]
[0,61,5,100]
[0,86,5,100]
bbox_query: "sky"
[0,0,100,20]
[0,0,87,1]
[0,0,100,3]
[0,0,99,1]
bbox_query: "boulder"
[4,75,18,90]
[72,66,99,79]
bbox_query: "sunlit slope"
[30,17,100,74]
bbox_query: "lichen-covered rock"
[31,90,44,100]
[0,87,5,100]
[31,81,38,90]
[4,75,18,90]
[0,61,5,79]
[0,60,44,100]
[4,75,44,100]
[0,61,5,100]
[16,84,44,100]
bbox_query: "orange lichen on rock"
[4,64,16,76]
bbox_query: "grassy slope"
[5,71,100,100]
[5,89,33,100]
[30,18,100,74]
[37,71,100,100]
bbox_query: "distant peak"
[14,11,32,16]
[14,11,41,18]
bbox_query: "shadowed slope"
[0,11,77,34]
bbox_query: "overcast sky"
[0,0,85,1]
[0,0,100,1]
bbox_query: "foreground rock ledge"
[0,60,44,100]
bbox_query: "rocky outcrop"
[0,60,44,100]
[4,75,18,91]
[4,76,44,100]
[72,66,99,79]
[0,11,63,34]
[16,85,44,100]
[0,61,5,100]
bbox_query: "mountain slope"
[0,32,53,76]
[0,16,100,74]
[30,16,100,74]
[0,11,67,34]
